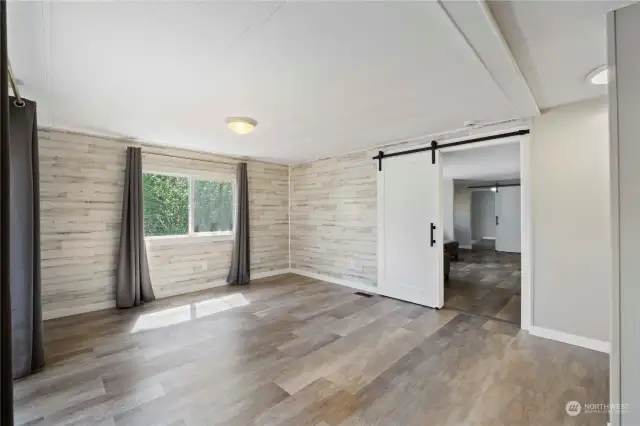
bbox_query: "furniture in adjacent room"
[444,240,459,261]
[444,252,451,284]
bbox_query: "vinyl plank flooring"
[183,382,289,426]
[402,308,458,337]
[495,294,521,324]
[445,249,522,325]
[254,378,341,426]
[14,274,608,426]
[327,298,403,337]
[274,308,415,395]
[277,333,342,359]
[324,327,423,394]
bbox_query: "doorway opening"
[376,131,531,329]
[441,143,522,326]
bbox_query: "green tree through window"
[142,173,234,237]
[193,180,234,233]
[143,174,189,237]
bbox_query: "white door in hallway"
[495,186,521,253]
[378,151,443,309]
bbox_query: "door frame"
[438,133,532,330]
[376,130,532,330]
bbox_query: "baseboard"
[482,237,496,240]
[252,269,292,280]
[43,301,117,320]
[289,268,379,294]
[528,326,611,353]
[162,269,292,297]
[44,269,292,320]
[156,280,227,299]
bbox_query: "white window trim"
[142,171,236,241]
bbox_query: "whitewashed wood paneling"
[290,151,377,286]
[39,129,289,319]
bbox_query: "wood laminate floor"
[15,274,607,426]
[445,248,521,325]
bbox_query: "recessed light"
[586,65,609,85]
[226,117,257,135]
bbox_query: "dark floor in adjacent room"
[14,274,607,426]
[444,242,521,326]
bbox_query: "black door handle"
[496,216,499,226]
[430,223,436,247]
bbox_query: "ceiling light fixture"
[226,117,258,135]
[586,65,609,85]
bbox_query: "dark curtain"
[9,97,44,380]
[227,162,250,285]
[0,1,14,422]
[116,147,155,308]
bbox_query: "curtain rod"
[40,127,283,167]
[7,59,24,107]
[142,150,240,167]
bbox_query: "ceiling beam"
[438,0,540,118]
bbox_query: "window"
[143,174,189,237]
[143,173,234,238]
[193,180,234,233]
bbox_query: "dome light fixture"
[226,117,258,135]
[586,65,609,85]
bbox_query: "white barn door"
[495,186,521,253]
[378,151,443,309]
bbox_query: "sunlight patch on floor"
[131,293,249,333]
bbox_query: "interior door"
[495,186,521,253]
[378,151,443,308]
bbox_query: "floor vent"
[354,292,373,298]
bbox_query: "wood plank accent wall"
[287,122,530,287]
[290,151,377,286]
[39,129,289,319]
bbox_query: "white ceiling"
[7,1,536,164]
[10,1,630,163]
[489,0,637,109]
[442,142,520,181]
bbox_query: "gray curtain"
[227,162,250,285]
[116,147,155,308]
[1,1,15,421]
[8,97,44,380]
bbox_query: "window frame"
[142,170,236,242]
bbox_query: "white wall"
[471,190,495,240]
[453,184,472,248]
[609,4,640,423]
[531,97,611,343]
[443,178,454,241]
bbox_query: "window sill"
[145,233,234,246]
